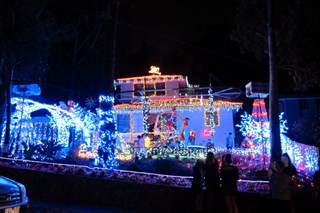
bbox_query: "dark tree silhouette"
[292,115,320,147]
[0,0,59,156]
[48,0,111,101]
[48,0,118,167]
[267,0,281,162]
[232,0,320,161]
[232,0,320,92]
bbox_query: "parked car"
[0,175,29,213]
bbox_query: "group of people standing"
[192,151,320,213]
[269,153,320,213]
[191,152,240,213]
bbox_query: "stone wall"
[1,166,315,213]
[0,166,194,212]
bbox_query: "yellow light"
[115,154,133,161]
[148,66,161,75]
[78,150,98,159]
[144,136,152,148]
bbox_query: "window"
[204,109,220,126]
[134,83,166,97]
[117,114,130,132]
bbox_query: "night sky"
[36,0,267,105]
[113,0,266,87]
[120,1,265,81]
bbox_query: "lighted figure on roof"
[148,65,161,75]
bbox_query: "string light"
[114,98,242,112]
[96,95,118,169]
[236,99,318,173]
[2,94,317,192]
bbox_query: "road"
[26,194,319,213]
[27,199,151,213]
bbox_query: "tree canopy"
[232,0,320,93]
[0,0,57,84]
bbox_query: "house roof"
[115,74,186,85]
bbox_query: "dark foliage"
[291,115,320,147]
[37,139,64,161]
[232,0,320,92]
[118,158,193,176]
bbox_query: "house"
[113,66,243,148]
[279,95,320,145]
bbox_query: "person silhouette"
[312,157,320,200]
[281,153,297,213]
[191,159,206,212]
[226,132,234,150]
[204,152,221,212]
[269,160,292,213]
[220,153,239,213]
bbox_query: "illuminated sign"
[202,128,213,137]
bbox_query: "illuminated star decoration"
[85,97,97,109]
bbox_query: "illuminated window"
[134,83,165,97]
[204,109,220,126]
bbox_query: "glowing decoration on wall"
[114,98,242,112]
[202,128,213,137]
[189,130,196,137]
[142,98,151,134]
[144,136,152,148]
[148,66,161,75]
[116,75,185,84]
[188,130,196,144]
[208,88,215,136]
